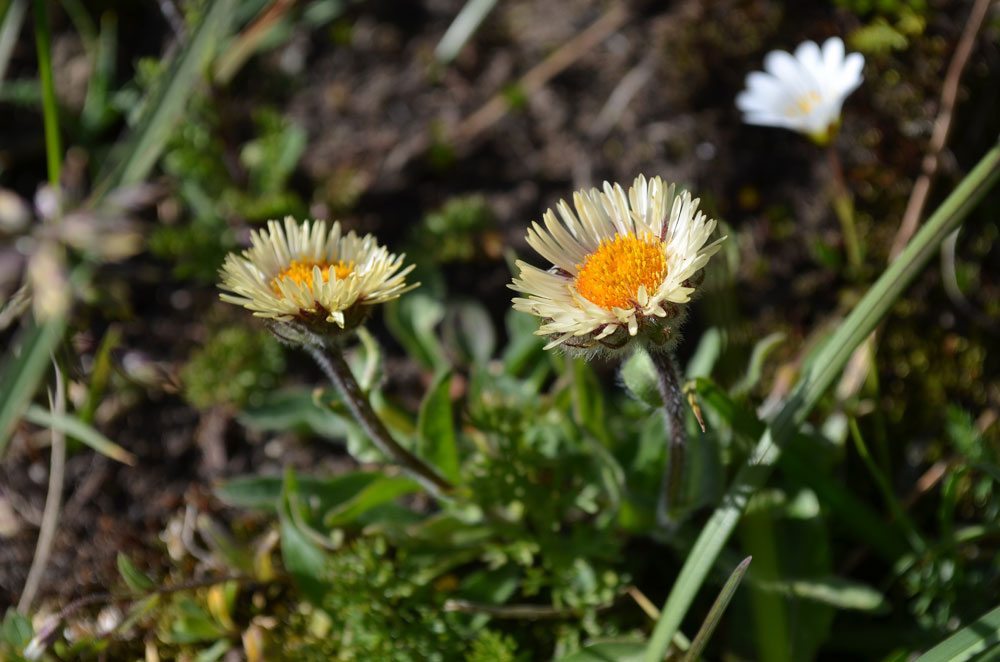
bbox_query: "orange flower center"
[574,233,666,310]
[785,90,821,117]
[272,258,354,293]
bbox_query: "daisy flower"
[736,36,864,144]
[219,216,417,332]
[510,175,725,355]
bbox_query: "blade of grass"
[92,0,237,198]
[849,417,927,553]
[33,0,61,188]
[0,317,66,457]
[911,604,1000,662]
[681,557,751,662]
[643,137,1000,662]
[23,404,136,465]
[0,0,28,84]
[434,0,497,64]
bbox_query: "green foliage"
[149,102,307,282]
[181,326,285,410]
[413,195,496,264]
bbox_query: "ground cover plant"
[1,0,1000,660]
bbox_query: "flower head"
[736,36,864,144]
[510,175,725,356]
[219,217,416,334]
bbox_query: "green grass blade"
[0,0,28,85]
[93,0,237,197]
[682,556,751,662]
[434,0,498,64]
[32,0,61,187]
[0,317,66,457]
[23,403,136,465]
[912,605,1000,662]
[642,137,1000,662]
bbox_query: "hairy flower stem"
[305,342,455,500]
[651,350,686,528]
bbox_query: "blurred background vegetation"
[1,0,999,660]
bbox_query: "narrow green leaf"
[682,556,751,662]
[116,552,156,592]
[0,317,65,458]
[643,139,1000,662]
[553,641,645,662]
[278,468,328,603]
[215,471,386,513]
[434,0,498,64]
[417,370,460,483]
[0,0,28,86]
[383,293,448,371]
[32,0,61,187]
[731,332,785,397]
[93,0,237,196]
[751,576,887,613]
[23,404,136,465]
[912,604,1000,662]
[698,378,908,561]
[323,475,421,528]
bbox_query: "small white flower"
[219,216,417,330]
[736,36,864,143]
[510,175,725,356]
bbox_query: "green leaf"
[383,292,448,371]
[682,557,751,662]
[117,552,156,592]
[444,300,496,364]
[751,576,887,613]
[278,468,329,603]
[417,370,461,483]
[23,404,136,465]
[621,348,660,408]
[195,639,232,662]
[730,332,785,397]
[323,475,421,528]
[697,379,908,562]
[0,317,65,458]
[553,641,645,662]
[1,608,33,649]
[912,604,1000,662]
[217,471,409,523]
[93,0,238,196]
[643,139,1000,662]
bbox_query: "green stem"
[828,143,862,273]
[33,0,61,189]
[642,137,1000,662]
[305,342,456,501]
[849,417,926,554]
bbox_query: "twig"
[304,342,456,500]
[888,0,992,261]
[453,4,629,145]
[18,358,66,612]
[382,5,630,175]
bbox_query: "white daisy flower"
[736,36,864,144]
[510,175,725,355]
[219,216,417,331]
